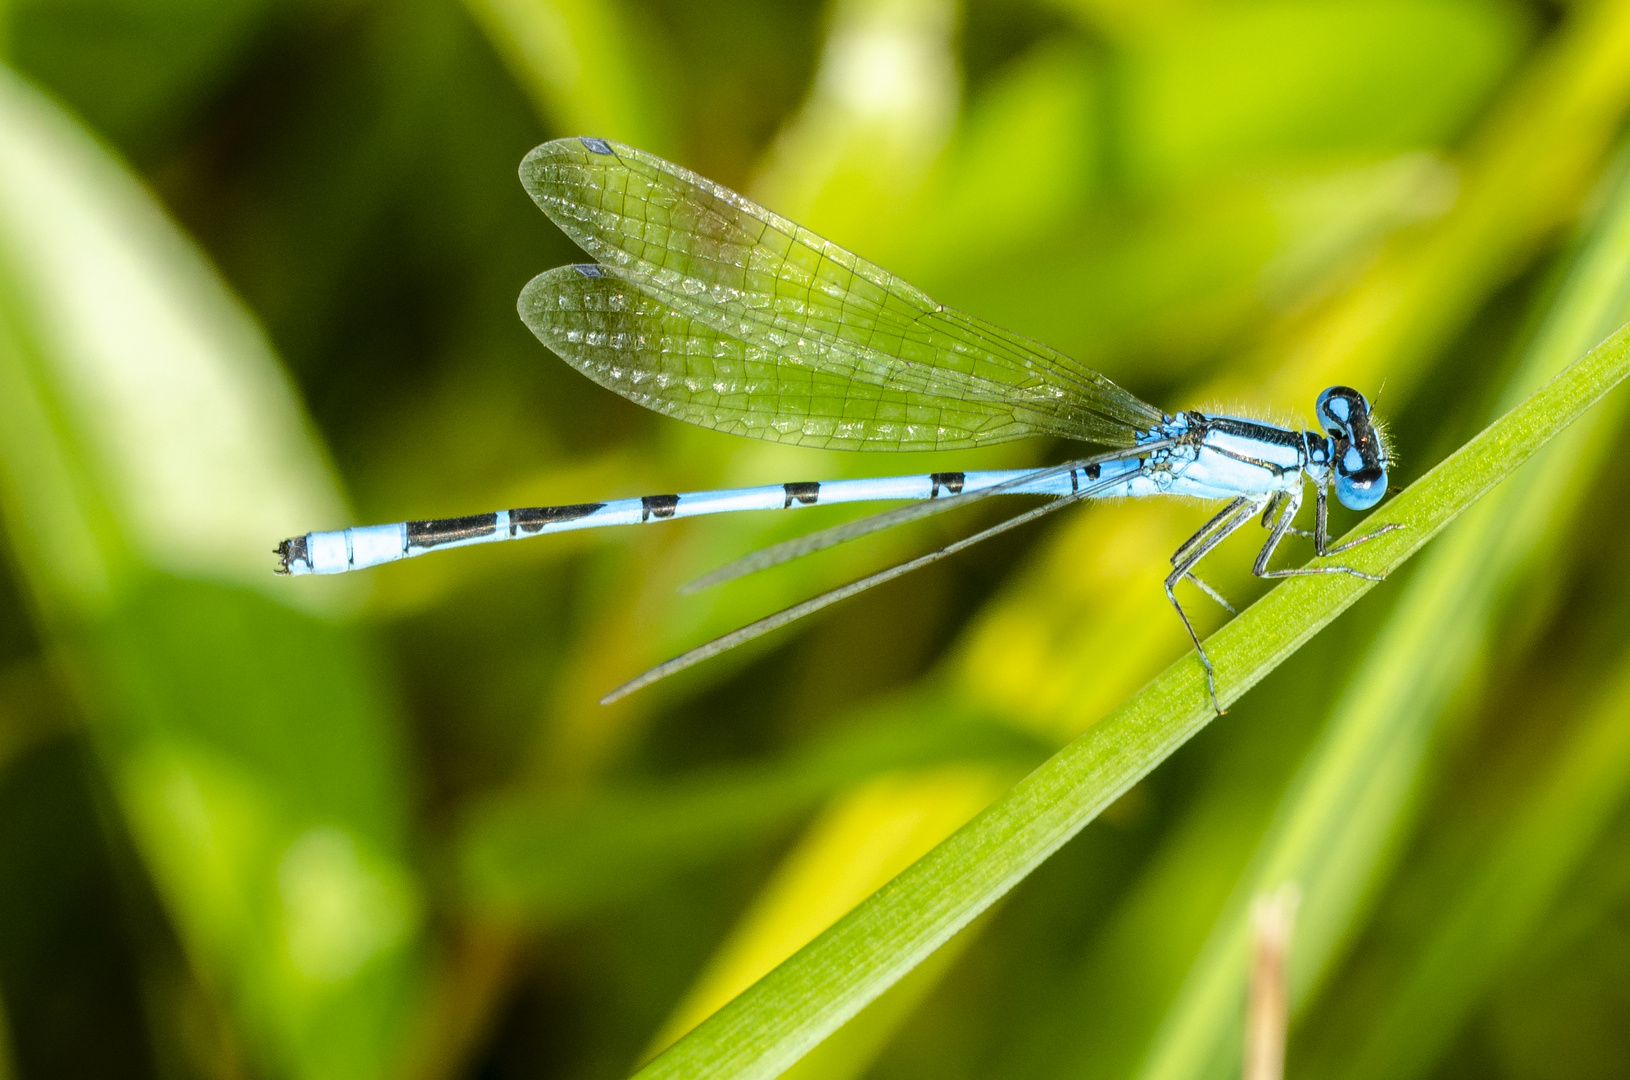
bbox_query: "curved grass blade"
[518,138,1167,450]
[644,12,1630,1077]
[628,319,1630,1080]
[681,447,1165,594]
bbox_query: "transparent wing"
[520,265,1034,450]
[519,137,1167,451]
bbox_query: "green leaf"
[629,311,1630,1080]
[0,66,425,1080]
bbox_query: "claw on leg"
[1197,641,1225,715]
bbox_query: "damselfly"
[276,136,1400,712]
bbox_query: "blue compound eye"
[1336,468,1387,511]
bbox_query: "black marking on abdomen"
[511,503,606,535]
[930,472,965,498]
[783,481,820,508]
[407,513,498,549]
[641,494,680,521]
[1071,462,1104,494]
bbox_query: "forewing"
[519,137,1166,449]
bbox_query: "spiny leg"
[1176,497,1252,616]
[1175,497,1251,564]
[1186,572,1236,614]
[1262,490,1317,540]
[1254,485,1391,581]
[1310,482,1406,557]
[1166,497,1265,713]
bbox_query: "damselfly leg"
[1306,482,1408,557]
[1253,484,1404,579]
[1170,484,1404,714]
[1176,496,1255,615]
[1167,496,1268,713]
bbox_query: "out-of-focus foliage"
[2,2,1630,1080]
[0,63,422,1080]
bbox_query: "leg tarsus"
[1257,564,1384,581]
[1257,487,1394,581]
[1311,481,1406,557]
[1252,486,1304,577]
[1321,520,1406,557]
[1167,580,1225,714]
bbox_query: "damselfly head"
[1315,386,1389,511]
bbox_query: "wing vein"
[519,137,1167,453]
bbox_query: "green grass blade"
[628,13,1630,1074]
[639,19,1630,1073]
[630,316,1630,1080]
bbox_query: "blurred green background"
[4,0,1630,1078]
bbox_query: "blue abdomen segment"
[274,461,1148,575]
